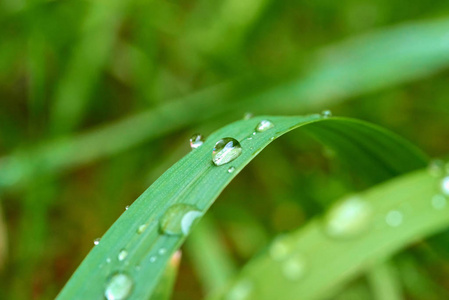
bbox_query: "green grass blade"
[367,262,403,300]
[149,251,181,300]
[1,17,447,191]
[211,169,447,300]
[56,114,426,299]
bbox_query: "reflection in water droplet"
[269,238,291,261]
[428,160,445,177]
[228,166,235,173]
[94,238,101,245]
[243,112,254,120]
[321,110,332,118]
[255,120,274,133]
[386,210,403,227]
[137,224,147,234]
[282,254,306,281]
[104,272,133,300]
[160,204,203,236]
[432,194,447,210]
[118,249,128,261]
[225,279,253,300]
[441,176,449,196]
[212,138,242,166]
[190,134,204,149]
[323,196,372,239]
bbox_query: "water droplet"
[104,272,133,300]
[118,249,128,261]
[431,194,447,210]
[158,248,167,255]
[212,138,242,166]
[255,120,274,133]
[441,176,449,196]
[228,166,235,173]
[137,224,147,234]
[282,254,306,281]
[149,256,157,263]
[321,110,332,118]
[270,136,275,141]
[428,159,445,177]
[190,134,204,149]
[386,210,403,227]
[246,136,253,140]
[106,258,111,263]
[94,238,101,245]
[243,112,253,120]
[125,205,129,211]
[323,196,372,239]
[269,237,291,261]
[135,265,141,271]
[225,279,253,300]
[160,204,203,236]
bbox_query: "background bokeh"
[1,0,449,299]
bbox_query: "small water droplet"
[269,237,291,261]
[386,210,403,227]
[441,176,449,196]
[150,256,157,263]
[94,238,101,245]
[160,204,203,236]
[282,254,306,281]
[428,159,445,177]
[323,196,372,239]
[158,248,167,255]
[225,279,253,300]
[246,136,253,140]
[431,194,447,210]
[190,134,204,149]
[125,205,129,211]
[104,272,133,300]
[255,120,274,133]
[137,224,147,234]
[243,112,253,120]
[106,258,111,263]
[118,249,128,261]
[212,138,242,166]
[228,166,235,173]
[321,110,332,118]
[270,136,275,141]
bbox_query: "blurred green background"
[1,0,449,299]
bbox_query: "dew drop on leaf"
[225,279,253,300]
[385,210,403,227]
[269,237,291,261]
[228,166,235,173]
[428,159,445,177]
[104,272,133,300]
[137,224,147,234]
[118,249,128,261]
[282,254,307,281]
[243,112,253,120]
[321,110,332,118]
[255,120,274,133]
[125,205,129,211]
[190,134,204,149]
[431,194,447,210]
[158,248,167,255]
[94,238,101,245]
[323,196,372,239]
[212,138,242,166]
[150,256,157,263]
[160,204,202,236]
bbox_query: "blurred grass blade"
[150,251,181,300]
[186,215,237,294]
[2,17,447,190]
[367,262,403,300]
[211,169,448,300]
[56,114,426,299]
[0,204,7,270]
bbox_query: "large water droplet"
[431,194,447,210]
[104,272,133,300]
[94,238,101,245]
[255,120,274,133]
[269,237,291,261]
[118,249,128,261]
[212,138,242,166]
[225,279,253,300]
[160,204,203,236]
[323,196,372,239]
[190,134,204,149]
[441,176,449,196]
[321,110,332,118]
[385,210,403,227]
[282,254,306,281]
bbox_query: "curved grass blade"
[1,17,447,190]
[211,169,448,300]
[56,114,426,299]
